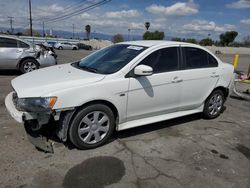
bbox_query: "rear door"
[0,37,21,69]
[178,46,219,110]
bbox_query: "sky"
[0,0,249,41]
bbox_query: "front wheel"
[69,104,115,149]
[203,90,225,119]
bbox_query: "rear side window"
[0,37,17,48]
[140,47,179,73]
[208,54,218,67]
[18,41,29,48]
[183,47,218,69]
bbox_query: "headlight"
[17,97,57,112]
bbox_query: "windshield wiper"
[79,65,99,73]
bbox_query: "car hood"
[12,63,105,98]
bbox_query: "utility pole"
[128,28,130,41]
[42,21,45,37]
[72,24,74,39]
[8,16,14,34]
[29,0,33,36]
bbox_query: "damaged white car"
[0,35,57,73]
[5,41,234,150]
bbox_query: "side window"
[0,38,17,48]
[18,41,30,48]
[140,47,179,73]
[208,53,218,67]
[184,47,208,69]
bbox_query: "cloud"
[35,4,64,18]
[183,20,236,33]
[226,0,250,9]
[146,0,198,16]
[105,10,140,19]
[240,18,250,24]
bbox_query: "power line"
[44,0,111,23]
[35,0,88,21]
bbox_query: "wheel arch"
[212,86,229,99]
[57,99,119,142]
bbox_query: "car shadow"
[115,113,202,139]
[0,70,21,76]
[28,113,203,152]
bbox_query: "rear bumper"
[5,92,37,123]
[228,73,236,96]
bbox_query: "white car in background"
[54,42,78,50]
[0,35,57,73]
[5,41,234,149]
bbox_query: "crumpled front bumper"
[5,92,37,123]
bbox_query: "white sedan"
[54,42,78,50]
[5,41,234,149]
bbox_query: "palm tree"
[145,22,150,30]
[85,25,91,40]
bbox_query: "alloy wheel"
[23,61,38,72]
[208,93,223,116]
[78,111,110,144]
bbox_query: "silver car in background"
[0,35,57,73]
[54,42,78,50]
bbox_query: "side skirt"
[117,105,204,131]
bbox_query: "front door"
[127,46,182,121]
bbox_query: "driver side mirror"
[134,65,153,76]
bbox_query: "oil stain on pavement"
[63,156,125,188]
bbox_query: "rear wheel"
[69,104,115,149]
[58,46,63,50]
[20,59,39,73]
[203,90,225,119]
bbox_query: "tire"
[73,47,77,50]
[203,90,225,119]
[58,46,63,50]
[20,59,39,73]
[69,104,115,149]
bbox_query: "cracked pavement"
[0,50,249,188]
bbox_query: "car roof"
[120,40,199,48]
[0,35,31,45]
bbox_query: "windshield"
[75,44,147,74]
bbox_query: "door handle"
[211,75,219,78]
[172,76,183,83]
[16,50,23,53]
[210,72,219,78]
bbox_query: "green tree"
[171,37,182,42]
[199,38,214,46]
[185,38,197,44]
[112,34,124,43]
[85,25,91,40]
[219,31,238,46]
[143,31,165,40]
